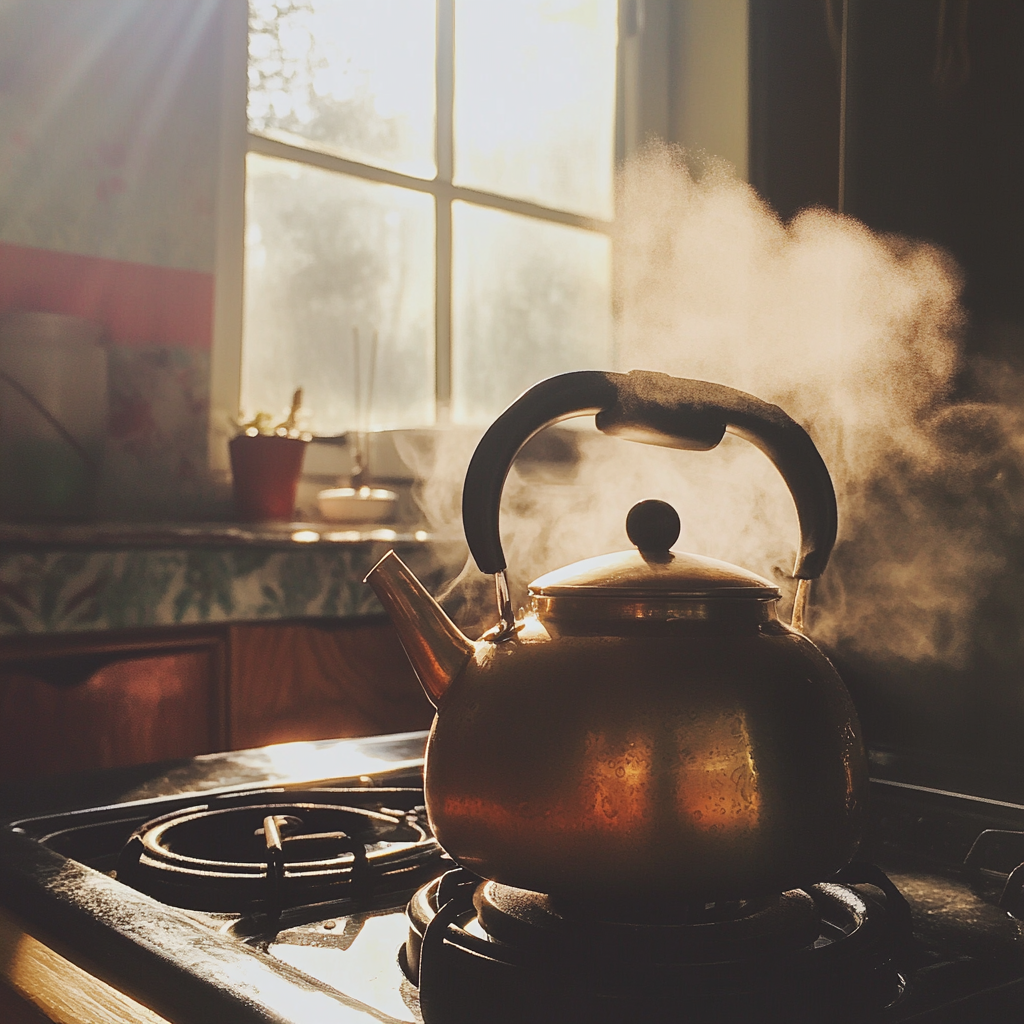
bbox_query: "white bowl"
[317,486,398,524]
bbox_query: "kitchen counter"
[0,522,464,636]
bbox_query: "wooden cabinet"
[0,629,227,783]
[0,618,432,784]
[228,621,435,749]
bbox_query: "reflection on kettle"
[367,370,867,907]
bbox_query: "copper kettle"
[366,370,867,904]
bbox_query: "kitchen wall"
[0,0,753,526]
[749,0,1024,361]
[749,0,1024,771]
[0,0,228,519]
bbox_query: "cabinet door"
[229,618,433,749]
[0,631,227,782]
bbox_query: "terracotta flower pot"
[229,434,307,522]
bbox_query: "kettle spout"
[364,550,476,705]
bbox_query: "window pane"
[248,1,436,179]
[242,153,435,433]
[451,202,612,424]
[453,0,617,219]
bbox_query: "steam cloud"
[400,143,1024,668]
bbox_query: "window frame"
[209,0,746,470]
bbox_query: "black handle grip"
[462,370,837,580]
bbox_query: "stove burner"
[404,869,910,1024]
[473,882,823,961]
[115,788,439,913]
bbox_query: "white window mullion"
[435,0,455,421]
[247,131,609,232]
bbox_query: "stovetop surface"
[1,732,1022,1024]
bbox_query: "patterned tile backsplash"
[0,538,460,636]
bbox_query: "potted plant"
[229,389,310,521]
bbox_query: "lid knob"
[626,500,680,554]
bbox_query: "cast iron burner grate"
[109,787,439,913]
[404,866,914,1024]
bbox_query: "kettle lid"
[529,500,779,601]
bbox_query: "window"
[240,0,618,434]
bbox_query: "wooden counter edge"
[0,904,170,1024]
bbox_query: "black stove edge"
[870,778,1024,814]
[0,827,414,1024]
[900,978,1024,1023]
[867,748,1024,807]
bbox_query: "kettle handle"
[462,369,837,581]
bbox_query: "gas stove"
[1,732,1022,1023]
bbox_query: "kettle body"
[367,370,868,905]
[424,613,865,903]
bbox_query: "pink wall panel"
[0,2,226,518]
[0,242,213,350]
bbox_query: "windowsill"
[0,521,440,550]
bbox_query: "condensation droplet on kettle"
[615,766,625,778]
